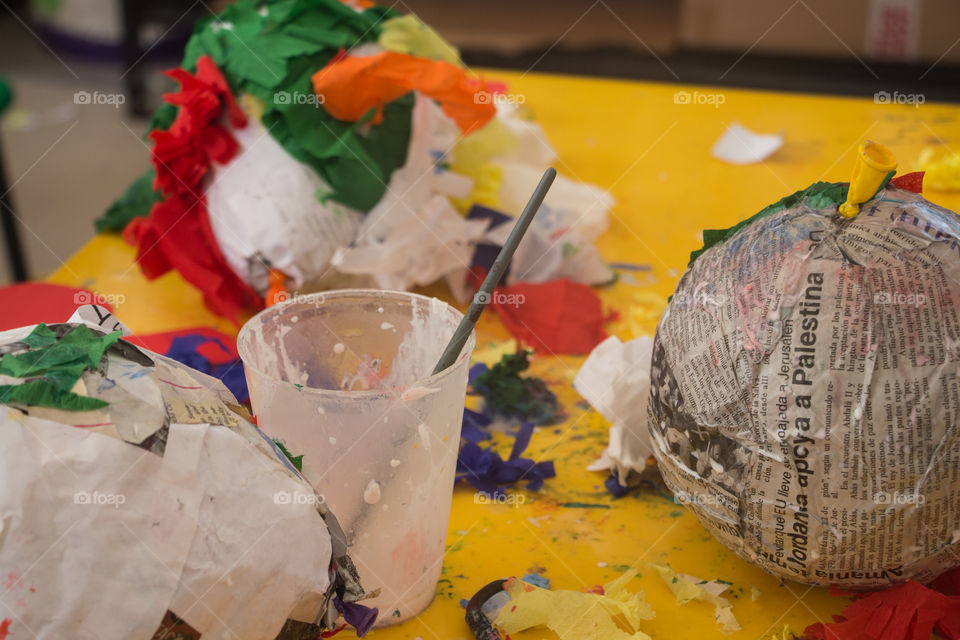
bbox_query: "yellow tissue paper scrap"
[378,14,461,66]
[650,564,741,635]
[495,570,655,640]
[918,146,960,191]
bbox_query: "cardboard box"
[679,0,960,64]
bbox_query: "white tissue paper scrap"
[710,122,784,165]
[206,110,363,294]
[503,205,613,286]
[492,102,558,168]
[574,335,655,485]
[0,313,360,640]
[498,162,613,242]
[331,94,486,291]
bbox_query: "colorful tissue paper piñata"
[0,305,373,640]
[100,0,615,320]
[649,159,960,588]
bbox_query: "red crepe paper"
[0,283,110,331]
[890,171,924,193]
[125,55,261,322]
[932,566,960,596]
[804,579,960,640]
[311,51,496,134]
[490,278,609,355]
[128,327,238,364]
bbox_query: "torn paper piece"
[332,95,485,290]
[575,336,655,484]
[331,194,487,291]
[0,321,367,640]
[710,122,783,165]
[651,564,740,634]
[69,304,132,336]
[494,568,654,640]
[499,162,613,242]
[506,213,613,286]
[206,111,363,295]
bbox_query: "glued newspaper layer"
[649,189,960,587]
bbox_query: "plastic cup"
[237,289,474,625]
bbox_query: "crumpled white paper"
[206,110,363,295]
[573,335,655,485]
[331,95,486,292]
[493,161,613,286]
[710,122,783,165]
[0,310,361,640]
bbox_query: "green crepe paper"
[686,173,897,269]
[0,324,121,411]
[472,350,560,425]
[96,168,163,232]
[181,0,410,212]
[273,438,304,472]
[98,0,412,231]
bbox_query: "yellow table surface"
[50,70,960,639]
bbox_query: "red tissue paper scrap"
[311,50,496,134]
[489,278,610,355]
[890,171,924,193]
[0,283,109,331]
[124,55,261,322]
[804,570,960,640]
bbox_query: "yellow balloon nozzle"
[838,141,897,218]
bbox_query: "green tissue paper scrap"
[0,324,122,411]
[472,350,560,425]
[273,438,304,472]
[686,173,896,269]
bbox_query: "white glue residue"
[329,436,337,445]
[381,297,456,387]
[333,342,345,354]
[265,322,310,386]
[316,406,325,415]
[417,423,431,452]
[363,479,381,504]
[401,386,441,402]
[390,459,401,467]
[381,322,395,331]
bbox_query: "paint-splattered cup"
[238,289,474,625]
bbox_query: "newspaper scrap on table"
[648,187,960,587]
[574,335,654,486]
[0,305,367,640]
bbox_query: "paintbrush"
[432,167,557,374]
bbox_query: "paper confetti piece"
[495,569,654,640]
[651,564,741,635]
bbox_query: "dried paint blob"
[381,322,395,331]
[390,459,401,468]
[650,184,960,587]
[333,342,345,354]
[363,479,381,504]
[417,423,431,452]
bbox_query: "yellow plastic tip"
[838,140,897,218]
